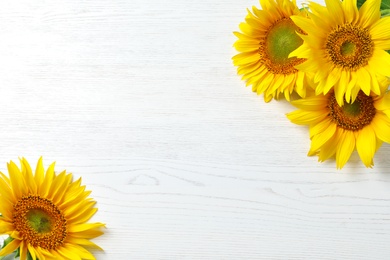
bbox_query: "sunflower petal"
[27,244,37,260]
[7,161,25,199]
[309,121,337,155]
[20,241,28,260]
[370,16,390,40]
[371,113,390,143]
[342,0,358,23]
[359,0,381,28]
[356,125,376,167]
[336,130,356,169]
[325,0,344,25]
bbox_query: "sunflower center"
[261,18,306,74]
[328,91,376,131]
[326,23,373,70]
[13,195,67,250]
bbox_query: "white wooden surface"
[0,0,390,259]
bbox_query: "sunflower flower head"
[233,0,312,102]
[289,0,390,106]
[0,157,104,260]
[287,80,390,169]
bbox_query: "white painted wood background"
[0,0,390,259]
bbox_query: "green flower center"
[266,19,304,64]
[340,41,356,56]
[27,209,53,234]
[328,91,376,131]
[342,99,361,117]
[260,18,306,74]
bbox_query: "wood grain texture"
[0,0,389,259]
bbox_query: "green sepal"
[357,0,390,11]
[381,0,390,10]
[14,248,20,258]
[1,237,13,249]
[381,9,390,17]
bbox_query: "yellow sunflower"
[232,0,312,102]
[287,83,390,169]
[289,0,390,106]
[0,158,104,260]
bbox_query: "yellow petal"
[7,161,25,199]
[310,118,333,138]
[20,158,37,194]
[370,16,390,40]
[359,0,381,28]
[0,174,15,204]
[336,130,355,169]
[70,207,98,225]
[232,51,260,66]
[369,49,390,77]
[49,171,71,205]
[9,231,22,240]
[325,0,344,25]
[66,237,103,250]
[27,244,37,260]
[34,157,45,188]
[323,67,341,94]
[334,83,346,106]
[39,162,55,198]
[356,68,371,96]
[309,1,329,17]
[374,38,390,50]
[32,247,47,260]
[368,68,381,96]
[20,241,27,260]
[68,223,105,233]
[62,244,97,260]
[342,0,358,23]
[371,113,390,143]
[344,70,357,102]
[309,122,337,154]
[356,125,376,167]
[65,201,97,223]
[374,92,390,111]
[57,245,82,260]
[287,110,327,125]
[318,131,339,162]
[257,73,275,94]
[233,31,254,41]
[0,221,14,234]
[308,12,332,34]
